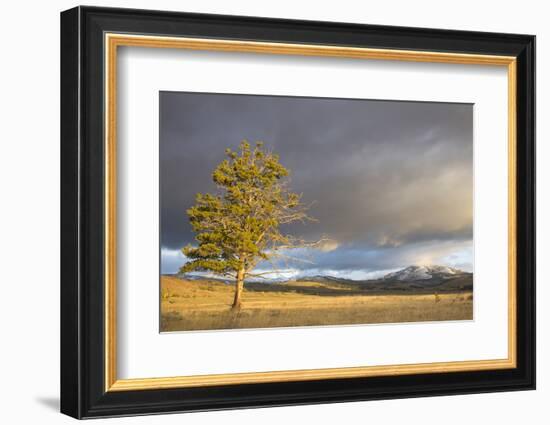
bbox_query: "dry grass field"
[160,276,473,332]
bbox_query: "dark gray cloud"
[160,91,472,276]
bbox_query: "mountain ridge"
[294,265,470,284]
[174,264,473,295]
[177,264,472,288]
[383,265,465,281]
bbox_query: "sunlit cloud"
[316,240,340,252]
[160,248,187,274]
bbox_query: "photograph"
[159,92,474,332]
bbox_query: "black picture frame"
[61,5,535,419]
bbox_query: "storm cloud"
[160,92,473,276]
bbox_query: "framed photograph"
[60,6,535,419]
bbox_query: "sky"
[160,91,473,279]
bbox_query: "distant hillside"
[173,265,473,295]
[293,265,472,290]
[383,265,465,281]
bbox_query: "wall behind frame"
[0,1,544,424]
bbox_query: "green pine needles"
[180,141,316,309]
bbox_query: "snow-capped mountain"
[383,265,465,281]
[175,265,471,290]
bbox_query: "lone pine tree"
[180,141,314,309]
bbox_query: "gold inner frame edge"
[104,33,518,392]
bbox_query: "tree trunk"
[232,268,245,309]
